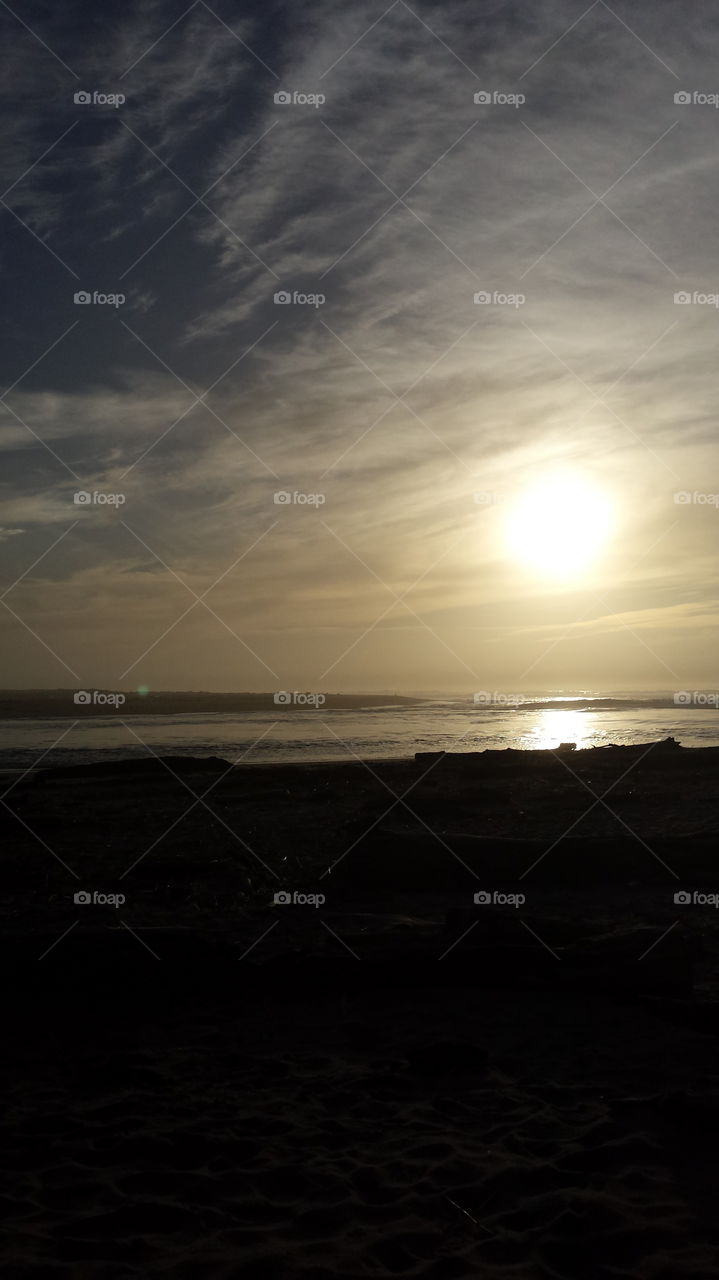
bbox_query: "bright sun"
[505,473,614,580]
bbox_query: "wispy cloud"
[1,0,718,688]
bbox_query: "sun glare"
[505,474,614,580]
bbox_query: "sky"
[0,0,717,695]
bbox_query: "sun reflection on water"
[518,709,598,751]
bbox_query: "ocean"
[2,695,719,773]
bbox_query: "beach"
[5,0,718,1269]
[4,983,719,1278]
[2,740,719,1274]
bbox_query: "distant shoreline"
[2,690,718,722]
[0,691,428,719]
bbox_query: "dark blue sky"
[1,0,717,692]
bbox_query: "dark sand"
[2,741,719,1275]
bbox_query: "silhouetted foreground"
[3,742,719,1275]
[3,737,718,958]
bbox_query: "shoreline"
[3,739,719,947]
[7,733,719,768]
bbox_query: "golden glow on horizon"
[505,474,614,581]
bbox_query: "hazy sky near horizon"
[1,0,718,694]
